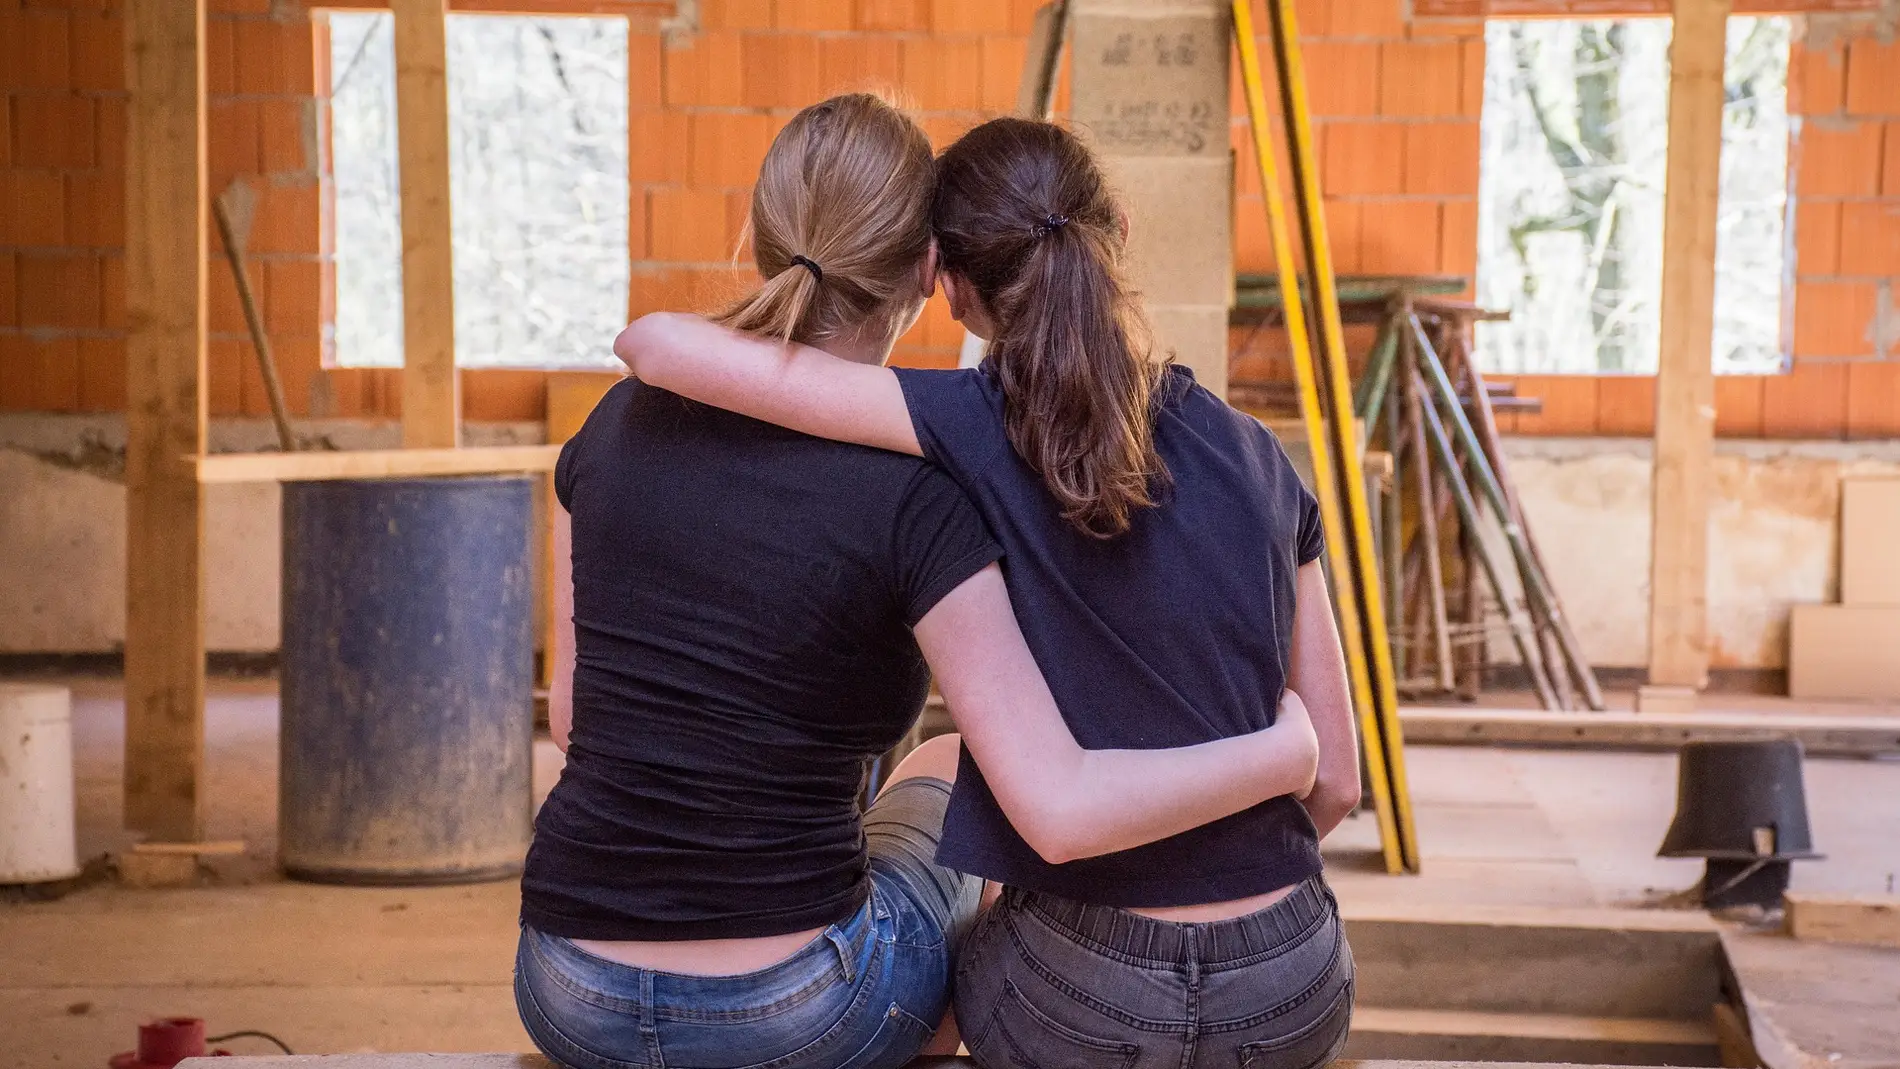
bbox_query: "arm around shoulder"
[913,563,1321,864]
[613,313,922,456]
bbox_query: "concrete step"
[1344,1006,1721,1067]
[1342,903,1723,1020]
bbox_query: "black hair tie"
[1036,213,1070,237]
[789,255,824,283]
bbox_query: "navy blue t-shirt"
[893,362,1326,908]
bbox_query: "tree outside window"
[1476,17,1791,375]
[326,12,631,369]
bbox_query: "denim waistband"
[1013,876,1334,969]
[535,892,880,1013]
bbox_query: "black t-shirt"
[521,378,1001,941]
[892,362,1327,908]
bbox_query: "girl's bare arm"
[1285,560,1361,837]
[616,313,920,456]
[913,563,1320,864]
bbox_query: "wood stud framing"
[1646,0,1731,690]
[123,0,211,842]
[392,0,462,448]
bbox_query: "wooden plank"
[392,0,460,448]
[1399,705,1900,758]
[1414,0,1874,13]
[1646,0,1731,689]
[123,0,209,843]
[1722,928,1900,1069]
[196,446,560,484]
[320,0,672,15]
[1712,1001,1763,1068]
[173,1061,1667,1069]
[178,1060,556,1068]
[1785,893,1900,950]
[1014,2,1065,120]
[1352,1007,1716,1046]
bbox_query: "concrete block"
[1148,305,1229,400]
[1071,9,1229,158]
[1103,155,1234,308]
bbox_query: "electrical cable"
[206,1030,295,1056]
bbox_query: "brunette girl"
[520,96,1321,1069]
[616,115,1361,1069]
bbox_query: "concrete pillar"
[1071,0,1234,398]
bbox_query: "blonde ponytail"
[714,94,935,347]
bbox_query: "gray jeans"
[952,877,1354,1069]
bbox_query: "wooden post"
[123,0,209,841]
[393,0,460,448]
[1647,0,1730,690]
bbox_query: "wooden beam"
[1785,893,1900,950]
[123,0,209,842]
[195,445,560,484]
[392,0,460,448]
[320,0,674,15]
[1647,0,1730,689]
[1414,0,1872,15]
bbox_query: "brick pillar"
[1071,0,1234,398]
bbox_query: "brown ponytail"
[716,93,936,349]
[932,118,1169,539]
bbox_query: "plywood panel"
[1789,605,1900,699]
[1840,476,1900,606]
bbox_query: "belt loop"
[1184,925,1202,989]
[827,925,858,985]
[639,968,664,1067]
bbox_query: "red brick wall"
[1,0,1894,436]
[1228,3,1484,386]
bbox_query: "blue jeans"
[516,778,979,1069]
[953,877,1354,1069]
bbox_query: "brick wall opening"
[1474,15,1792,377]
[321,10,633,370]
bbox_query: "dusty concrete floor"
[3,679,1898,1067]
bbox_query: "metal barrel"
[279,476,535,884]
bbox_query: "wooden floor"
[5,679,1899,1068]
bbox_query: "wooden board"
[1416,0,1874,13]
[1721,927,1900,1069]
[393,0,461,448]
[175,1060,1659,1069]
[1398,706,1900,759]
[178,1060,555,1068]
[195,446,560,484]
[1712,1001,1763,1069]
[1646,0,1731,689]
[1351,1007,1716,1046]
[1788,604,1900,700]
[123,0,209,843]
[1786,893,1900,950]
[1841,477,1900,606]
